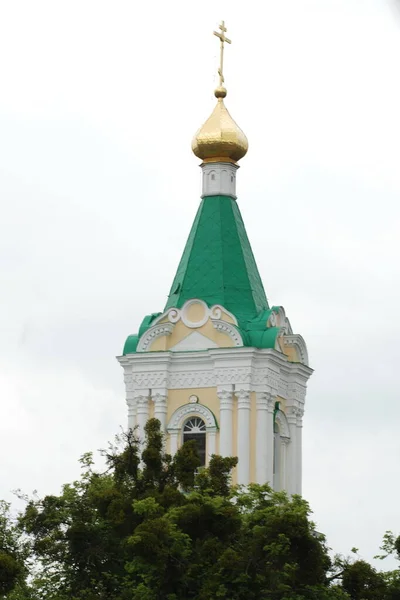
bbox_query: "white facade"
[118,343,312,495]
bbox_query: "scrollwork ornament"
[168,309,181,324]
[210,305,222,320]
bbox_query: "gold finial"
[191,21,248,164]
[213,21,231,98]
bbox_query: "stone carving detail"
[286,404,304,425]
[167,309,180,323]
[133,372,168,388]
[136,324,173,352]
[253,368,282,396]
[289,404,305,420]
[288,382,307,403]
[255,391,274,410]
[217,388,234,408]
[167,403,218,430]
[236,389,251,408]
[210,305,222,320]
[152,393,168,407]
[212,320,243,346]
[215,367,252,385]
[169,370,215,389]
[124,374,134,392]
[127,357,308,400]
[153,300,239,329]
[134,394,150,415]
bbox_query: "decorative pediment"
[280,334,309,366]
[136,323,174,352]
[134,299,242,352]
[153,299,238,328]
[169,332,219,352]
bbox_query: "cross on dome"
[191,20,248,165]
[213,20,231,92]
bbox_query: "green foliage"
[341,560,387,600]
[0,501,29,598]
[376,531,400,562]
[1,419,399,599]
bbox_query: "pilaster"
[134,391,150,444]
[217,386,234,457]
[286,406,298,496]
[295,406,304,495]
[152,391,168,433]
[207,426,218,462]
[169,429,180,457]
[280,436,290,491]
[236,388,251,485]
[255,391,275,485]
[127,397,137,431]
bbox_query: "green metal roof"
[122,195,284,356]
[164,195,269,325]
[123,334,139,354]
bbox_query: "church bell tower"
[118,22,312,494]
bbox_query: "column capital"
[135,394,150,411]
[217,387,234,408]
[236,388,251,409]
[255,391,275,411]
[287,404,304,425]
[152,392,168,405]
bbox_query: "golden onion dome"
[192,86,248,164]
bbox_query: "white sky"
[1,0,400,569]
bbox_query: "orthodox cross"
[213,21,231,87]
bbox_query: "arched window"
[183,417,206,466]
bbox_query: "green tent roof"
[164,195,269,325]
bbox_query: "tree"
[5,419,389,599]
[0,501,29,599]
[341,560,388,600]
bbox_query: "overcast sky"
[1,0,400,569]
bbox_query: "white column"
[217,387,234,457]
[135,393,150,444]
[169,429,179,457]
[281,437,290,491]
[207,427,217,463]
[296,406,304,495]
[152,393,168,433]
[127,396,137,432]
[286,407,298,496]
[255,392,275,485]
[236,389,251,485]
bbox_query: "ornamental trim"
[137,323,174,352]
[152,299,239,330]
[212,320,243,346]
[167,403,218,431]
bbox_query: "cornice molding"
[119,347,312,401]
